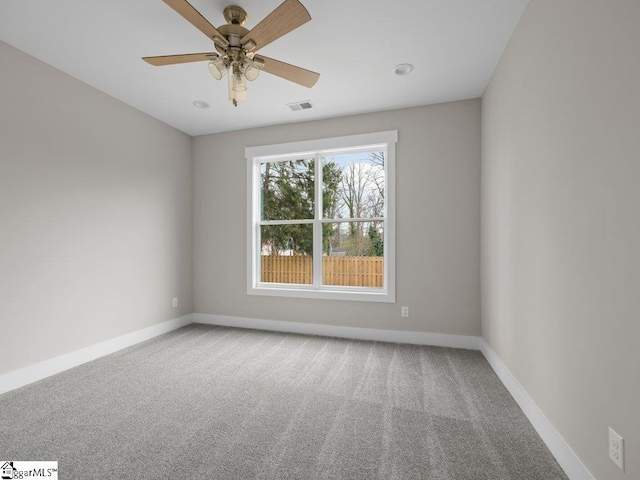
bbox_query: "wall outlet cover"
[609,427,624,471]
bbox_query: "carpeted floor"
[0,324,567,479]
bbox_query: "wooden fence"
[261,255,383,287]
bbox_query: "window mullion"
[259,219,314,226]
[313,153,323,288]
[319,217,385,223]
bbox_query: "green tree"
[262,159,341,256]
[368,225,384,256]
[321,160,342,255]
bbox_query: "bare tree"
[337,157,384,255]
[367,152,385,217]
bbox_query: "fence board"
[261,256,383,287]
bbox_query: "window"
[246,131,396,302]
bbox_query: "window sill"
[248,284,395,303]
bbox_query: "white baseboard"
[193,313,479,350]
[479,338,595,480]
[1,313,477,396]
[0,314,193,396]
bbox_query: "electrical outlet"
[401,306,409,318]
[609,427,624,471]
[172,297,178,308]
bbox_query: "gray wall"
[481,1,640,478]
[0,41,193,375]
[193,100,481,335]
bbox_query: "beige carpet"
[0,324,567,479]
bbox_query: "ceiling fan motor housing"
[216,7,255,74]
[216,23,249,52]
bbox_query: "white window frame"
[246,130,397,303]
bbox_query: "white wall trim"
[245,130,398,158]
[194,313,479,350]
[479,338,596,480]
[0,314,193,396]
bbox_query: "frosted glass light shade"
[208,58,228,80]
[232,71,247,92]
[228,70,247,102]
[244,62,260,81]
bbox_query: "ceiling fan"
[143,0,320,107]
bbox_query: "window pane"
[322,221,384,288]
[260,224,313,284]
[261,159,314,221]
[322,151,385,220]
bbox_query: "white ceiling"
[0,0,529,136]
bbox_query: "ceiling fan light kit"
[143,0,320,107]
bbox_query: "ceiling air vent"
[287,101,314,112]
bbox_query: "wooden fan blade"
[143,52,216,66]
[163,0,229,46]
[255,55,319,88]
[241,0,311,52]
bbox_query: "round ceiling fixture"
[192,100,210,109]
[394,63,414,76]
